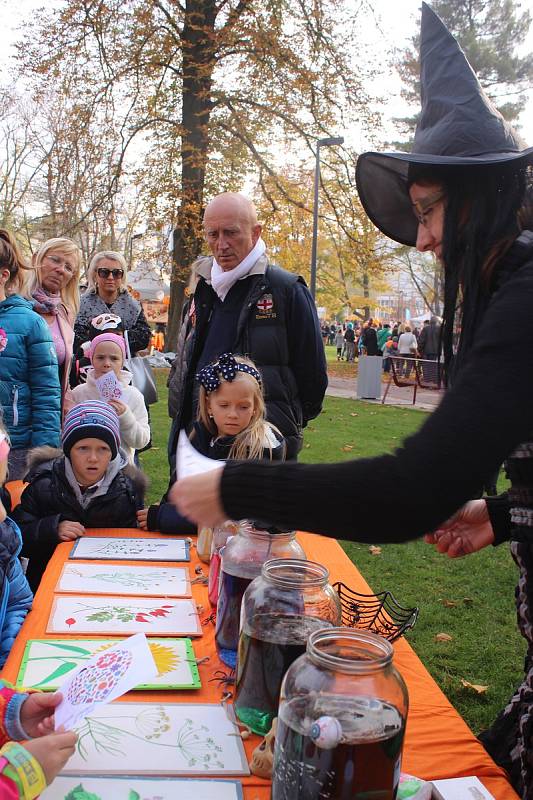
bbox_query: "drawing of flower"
[65,617,76,627]
[147,642,180,676]
[135,706,171,740]
[149,608,169,618]
[0,329,7,353]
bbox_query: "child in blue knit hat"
[13,401,147,592]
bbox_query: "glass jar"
[272,628,409,800]
[208,520,240,607]
[235,558,341,735]
[215,523,305,668]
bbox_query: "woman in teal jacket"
[0,231,61,480]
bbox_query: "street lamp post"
[310,135,344,301]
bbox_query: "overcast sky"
[0,0,531,146]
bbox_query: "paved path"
[326,375,444,412]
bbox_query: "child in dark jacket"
[15,400,146,592]
[138,353,285,534]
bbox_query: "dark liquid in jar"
[272,694,404,800]
[215,569,254,667]
[235,613,330,735]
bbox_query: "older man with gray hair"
[168,191,327,464]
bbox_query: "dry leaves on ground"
[435,632,453,642]
[440,599,458,608]
[460,678,488,694]
[369,545,382,555]
[342,445,354,452]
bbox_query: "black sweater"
[221,248,533,543]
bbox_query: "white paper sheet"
[55,563,191,597]
[69,536,190,562]
[42,775,244,799]
[47,595,202,636]
[176,429,225,478]
[61,702,250,776]
[55,634,157,731]
[95,371,124,401]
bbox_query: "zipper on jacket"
[12,387,18,427]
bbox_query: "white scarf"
[210,237,266,301]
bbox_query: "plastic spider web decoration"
[334,582,419,642]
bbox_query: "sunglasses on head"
[97,267,124,279]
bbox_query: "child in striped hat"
[13,401,146,592]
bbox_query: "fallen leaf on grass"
[463,597,474,606]
[342,445,354,452]
[350,412,359,417]
[304,444,311,449]
[369,545,382,555]
[435,632,453,642]
[440,599,458,608]
[460,678,488,694]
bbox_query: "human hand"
[169,468,225,527]
[24,731,78,785]
[20,692,62,738]
[137,508,148,530]
[108,399,127,416]
[424,499,494,558]
[58,521,85,541]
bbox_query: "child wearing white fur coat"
[66,332,150,463]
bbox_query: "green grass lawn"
[141,368,523,735]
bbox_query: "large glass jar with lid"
[272,628,409,800]
[235,558,341,735]
[215,523,305,668]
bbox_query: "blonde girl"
[196,353,284,461]
[139,353,284,533]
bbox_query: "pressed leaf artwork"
[60,702,249,776]
[40,776,244,800]
[56,564,191,597]
[47,597,202,636]
[17,638,201,691]
[69,537,190,562]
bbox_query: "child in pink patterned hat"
[66,332,150,464]
[13,401,146,592]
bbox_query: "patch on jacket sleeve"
[256,293,276,319]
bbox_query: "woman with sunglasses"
[24,238,81,416]
[73,251,151,358]
[171,7,533,796]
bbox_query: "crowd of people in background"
[321,314,442,374]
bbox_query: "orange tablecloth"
[2,528,519,799]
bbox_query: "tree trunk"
[166,0,217,350]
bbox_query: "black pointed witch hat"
[356,2,533,247]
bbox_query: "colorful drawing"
[67,649,133,706]
[56,564,191,597]
[17,639,201,691]
[60,702,249,776]
[40,775,244,800]
[69,537,190,562]
[47,596,202,636]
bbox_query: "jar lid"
[239,521,296,540]
[262,558,329,588]
[307,627,393,673]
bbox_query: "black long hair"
[409,160,533,381]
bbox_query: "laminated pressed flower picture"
[55,564,192,597]
[69,536,190,562]
[47,596,202,636]
[17,638,201,691]
[60,702,250,776]
[41,776,244,800]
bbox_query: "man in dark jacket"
[418,315,441,360]
[167,192,327,462]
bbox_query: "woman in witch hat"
[171,6,533,794]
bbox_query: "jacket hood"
[25,445,148,495]
[0,294,34,313]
